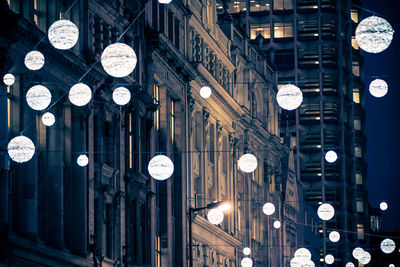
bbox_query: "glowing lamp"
[148,155,174,180]
[262,202,275,216]
[112,87,131,105]
[26,85,52,111]
[389,264,395,267]
[158,0,172,4]
[77,155,89,167]
[273,221,281,229]
[290,258,302,267]
[369,79,388,98]
[218,203,231,211]
[7,136,35,163]
[238,153,258,173]
[358,251,371,265]
[355,16,394,53]
[345,263,355,267]
[41,112,55,126]
[380,238,396,254]
[207,208,224,225]
[324,254,334,265]
[48,19,79,50]
[329,231,340,243]
[24,51,45,70]
[325,150,338,163]
[276,84,303,111]
[101,43,137,78]
[200,86,212,98]
[3,73,15,85]
[243,247,251,256]
[352,247,364,259]
[380,201,388,211]
[303,260,315,267]
[241,257,253,267]
[294,248,311,263]
[317,203,335,221]
[68,83,92,106]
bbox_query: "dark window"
[174,18,180,49]
[168,11,173,42]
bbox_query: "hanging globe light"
[24,50,45,71]
[355,16,394,53]
[389,264,395,267]
[317,203,335,221]
[77,155,89,167]
[380,238,396,254]
[101,43,137,78]
[7,136,35,163]
[241,257,253,267]
[68,83,92,106]
[207,208,224,225]
[294,248,312,263]
[112,86,131,105]
[290,258,302,267]
[369,79,388,98]
[380,201,388,211]
[238,153,258,173]
[358,251,371,265]
[158,0,172,4]
[273,221,281,229]
[148,155,174,180]
[276,84,303,111]
[262,202,275,216]
[3,73,15,85]
[303,260,315,267]
[324,254,334,265]
[41,112,55,126]
[352,247,364,260]
[200,86,212,98]
[26,85,52,111]
[243,247,251,256]
[329,231,340,242]
[48,19,79,50]
[345,263,355,267]
[325,150,338,163]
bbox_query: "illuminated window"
[7,85,11,129]
[355,146,362,158]
[355,173,362,185]
[128,113,134,169]
[33,0,39,25]
[352,36,359,50]
[154,84,160,131]
[353,88,360,104]
[7,0,10,7]
[156,236,161,267]
[274,21,293,38]
[227,0,246,13]
[351,10,359,23]
[354,119,361,130]
[357,224,364,240]
[170,100,175,144]
[357,199,364,212]
[250,0,270,12]
[352,61,360,77]
[250,23,270,39]
[273,0,293,10]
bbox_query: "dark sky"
[363,0,400,232]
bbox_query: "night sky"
[364,0,400,232]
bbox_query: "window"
[250,23,270,39]
[154,84,160,131]
[174,18,180,49]
[170,100,175,144]
[128,113,135,169]
[352,61,360,76]
[356,199,364,212]
[352,36,359,50]
[355,146,362,158]
[7,84,11,129]
[357,224,364,240]
[222,136,228,174]
[33,0,39,25]
[250,0,270,12]
[354,119,361,130]
[356,173,362,185]
[351,10,359,23]
[353,88,360,103]
[274,21,293,38]
[156,236,161,267]
[227,0,246,13]
[209,124,215,164]
[273,0,293,10]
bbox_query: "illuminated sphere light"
[148,155,174,180]
[24,50,45,71]
[369,79,388,98]
[41,112,55,126]
[101,43,137,78]
[77,155,89,167]
[200,86,212,98]
[324,254,334,265]
[303,260,315,267]
[158,0,172,4]
[294,248,312,263]
[26,85,52,111]
[345,263,355,267]
[243,247,251,256]
[389,264,395,267]
[355,16,394,54]
[241,257,253,267]
[68,83,92,106]
[7,136,35,163]
[358,251,371,265]
[238,153,258,173]
[207,208,224,225]
[218,203,231,211]
[329,231,340,243]
[352,247,364,259]
[3,73,15,85]
[48,19,79,50]
[325,150,338,163]
[290,258,302,267]
[262,202,275,216]
[273,221,281,229]
[317,203,335,221]
[380,238,396,254]
[112,87,131,105]
[380,201,388,211]
[276,84,303,111]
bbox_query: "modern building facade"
[0,0,302,267]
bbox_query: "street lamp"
[188,201,231,267]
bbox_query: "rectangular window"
[174,18,180,49]
[356,173,362,185]
[273,0,293,10]
[357,199,364,212]
[170,100,175,144]
[7,85,11,129]
[357,224,364,240]
[250,0,270,12]
[352,61,360,76]
[222,136,227,174]
[352,36,359,50]
[128,113,135,169]
[33,0,39,25]
[250,23,270,39]
[351,10,359,23]
[156,236,161,267]
[353,89,360,104]
[168,11,173,42]
[355,146,362,158]
[209,124,215,164]
[154,84,160,131]
[227,0,246,13]
[354,119,361,130]
[274,21,293,38]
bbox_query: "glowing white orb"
[48,19,79,50]
[3,73,15,85]
[77,155,89,167]
[112,87,131,105]
[329,231,340,242]
[352,247,364,259]
[238,153,258,173]
[355,16,394,53]
[369,79,388,98]
[207,208,224,225]
[325,150,338,163]
[276,84,303,111]
[68,83,92,106]
[41,112,55,126]
[7,136,35,163]
[200,86,212,98]
[26,85,52,110]
[345,263,355,267]
[290,258,302,267]
[294,248,312,263]
[317,203,335,221]
[389,264,395,267]
[380,201,388,211]
[262,202,275,216]
[158,0,172,4]
[218,203,231,211]
[358,251,371,265]
[101,43,137,78]
[380,238,396,254]
[148,155,174,180]
[243,247,251,256]
[324,254,334,265]
[273,221,281,229]
[241,257,253,267]
[24,51,45,70]
[303,260,315,267]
